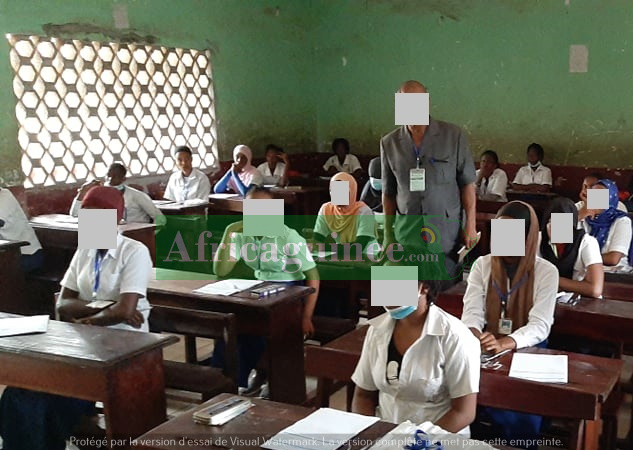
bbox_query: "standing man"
[381,80,478,278]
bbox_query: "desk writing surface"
[0,313,177,367]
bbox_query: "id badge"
[410,168,425,192]
[498,318,513,335]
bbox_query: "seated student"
[214,145,263,196]
[583,179,633,270]
[163,145,211,202]
[461,200,558,449]
[323,138,363,177]
[359,157,383,213]
[511,143,552,193]
[256,144,289,186]
[0,186,152,450]
[475,150,508,202]
[313,172,377,257]
[576,172,627,228]
[351,277,480,435]
[70,163,164,224]
[539,197,603,298]
[213,187,319,390]
[0,187,44,273]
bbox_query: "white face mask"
[369,177,382,191]
[529,161,541,169]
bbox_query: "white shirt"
[512,164,552,186]
[323,154,362,174]
[583,215,632,270]
[60,234,152,332]
[164,168,211,202]
[461,254,559,349]
[476,168,508,201]
[0,188,42,255]
[257,162,286,185]
[70,185,164,224]
[351,306,480,435]
[537,233,602,281]
[314,204,377,242]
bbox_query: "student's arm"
[137,190,163,223]
[56,287,143,327]
[279,155,290,187]
[213,222,243,277]
[352,387,379,417]
[603,251,625,266]
[231,172,251,197]
[198,174,212,199]
[302,267,320,337]
[461,258,487,337]
[435,394,477,433]
[602,217,632,266]
[213,170,233,194]
[558,263,604,298]
[56,287,103,322]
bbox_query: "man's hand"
[479,332,503,354]
[462,222,479,250]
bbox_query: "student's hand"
[227,221,244,236]
[124,310,145,329]
[232,160,246,174]
[278,152,289,163]
[462,222,479,250]
[479,332,503,354]
[302,316,315,339]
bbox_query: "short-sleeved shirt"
[257,162,286,185]
[60,234,153,332]
[537,233,602,281]
[351,305,480,435]
[0,188,42,255]
[380,120,476,254]
[313,204,377,243]
[476,168,508,202]
[583,216,632,270]
[229,225,316,281]
[71,185,163,224]
[164,168,211,202]
[512,164,552,186]
[323,154,362,174]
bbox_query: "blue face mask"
[369,177,382,191]
[384,305,417,320]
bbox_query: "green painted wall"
[0,0,317,184]
[312,0,633,168]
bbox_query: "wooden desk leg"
[569,419,584,450]
[316,378,332,408]
[582,418,601,450]
[103,349,167,449]
[267,303,306,404]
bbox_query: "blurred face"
[176,151,193,175]
[384,283,429,314]
[580,176,599,202]
[334,144,347,161]
[480,154,497,176]
[106,167,125,186]
[234,152,248,167]
[498,215,522,265]
[527,148,540,165]
[265,149,278,165]
[591,183,608,213]
[247,190,273,201]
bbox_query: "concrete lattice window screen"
[8,35,218,188]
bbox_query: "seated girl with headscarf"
[0,186,152,450]
[539,197,603,298]
[214,145,263,196]
[461,201,558,449]
[313,172,377,258]
[359,157,383,213]
[582,179,633,271]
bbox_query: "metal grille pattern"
[8,35,218,188]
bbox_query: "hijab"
[322,172,368,243]
[230,145,259,187]
[586,179,633,262]
[486,201,539,336]
[82,186,125,223]
[540,197,584,279]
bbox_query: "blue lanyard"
[492,273,528,317]
[93,251,105,299]
[413,145,422,169]
[404,430,443,450]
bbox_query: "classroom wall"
[0,0,317,185]
[311,0,633,168]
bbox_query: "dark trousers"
[20,249,44,273]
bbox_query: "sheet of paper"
[457,231,482,264]
[183,198,208,206]
[209,193,241,199]
[0,315,49,337]
[509,353,568,383]
[262,408,379,450]
[193,279,263,296]
[556,291,574,304]
[152,200,176,206]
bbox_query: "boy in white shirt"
[256,144,289,186]
[323,138,363,177]
[0,187,43,272]
[163,146,211,202]
[511,143,552,193]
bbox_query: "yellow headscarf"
[322,172,368,243]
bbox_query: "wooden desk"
[0,313,177,448]
[30,214,157,265]
[604,271,633,284]
[208,186,327,217]
[0,239,28,314]
[147,268,314,404]
[475,212,496,255]
[305,325,622,450]
[133,393,522,450]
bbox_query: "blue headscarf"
[585,179,633,262]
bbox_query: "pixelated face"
[497,215,522,265]
[591,183,608,213]
[106,167,125,186]
[527,148,540,164]
[580,176,599,202]
[480,154,497,175]
[248,190,273,201]
[334,143,347,160]
[234,152,248,166]
[176,151,193,173]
